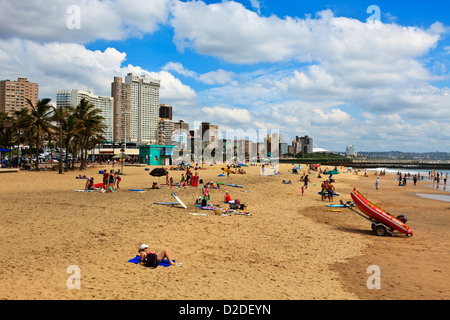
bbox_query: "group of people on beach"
[84,169,121,191]
[320,180,336,202]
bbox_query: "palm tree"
[52,105,72,174]
[0,112,14,159]
[74,98,106,170]
[12,108,32,158]
[63,113,79,172]
[26,98,54,170]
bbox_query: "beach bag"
[239,204,246,210]
[229,203,239,209]
[145,253,158,268]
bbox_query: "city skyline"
[0,0,449,153]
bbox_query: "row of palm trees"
[0,98,106,174]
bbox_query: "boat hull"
[351,189,413,236]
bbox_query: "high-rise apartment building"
[125,73,160,144]
[111,77,131,144]
[159,104,172,120]
[56,89,114,142]
[157,118,175,145]
[346,145,355,157]
[173,120,189,132]
[200,122,219,143]
[292,135,313,154]
[0,77,39,116]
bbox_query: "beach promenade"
[0,163,448,300]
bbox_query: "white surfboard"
[172,192,187,209]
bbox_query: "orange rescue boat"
[350,188,413,237]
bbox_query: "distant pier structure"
[328,159,450,170]
[285,158,450,170]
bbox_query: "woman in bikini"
[138,244,177,266]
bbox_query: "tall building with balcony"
[56,89,114,142]
[111,77,131,144]
[125,73,160,144]
[0,77,39,116]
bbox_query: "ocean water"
[365,167,450,202]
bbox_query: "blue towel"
[127,255,175,267]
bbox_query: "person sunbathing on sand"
[138,244,177,266]
[85,177,94,190]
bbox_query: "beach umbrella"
[324,170,340,175]
[293,166,301,170]
[112,151,131,174]
[149,167,168,185]
[149,168,168,177]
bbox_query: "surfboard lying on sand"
[188,212,209,217]
[318,191,339,196]
[155,202,181,206]
[172,192,187,209]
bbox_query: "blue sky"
[1,0,449,152]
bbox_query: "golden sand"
[0,163,448,300]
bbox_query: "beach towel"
[127,255,176,267]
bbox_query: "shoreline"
[0,163,448,300]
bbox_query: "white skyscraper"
[346,145,355,156]
[125,73,160,144]
[56,89,114,142]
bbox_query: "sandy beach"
[0,163,448,300]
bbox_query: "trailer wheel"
[375,225,387,236]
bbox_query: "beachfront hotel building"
[0,77,39,116]
[111,77,131,145]
[56,89,114,142]
[125,73,160,144]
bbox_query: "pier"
[282,158,450,170]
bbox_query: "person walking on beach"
[304,175,310,189]
[413,175,418,186]
[375,176,380,190]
